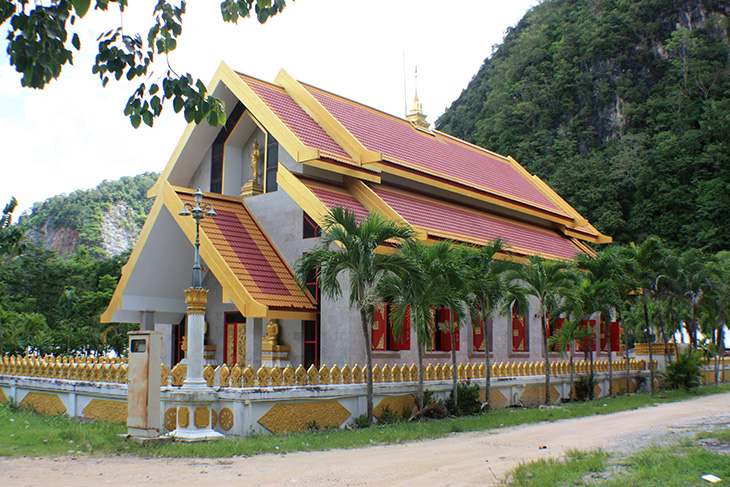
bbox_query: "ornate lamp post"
[168,187,223,441]
[180,187,217,289]
[178,187,216,391]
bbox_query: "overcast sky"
[0,0,540,218]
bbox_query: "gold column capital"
[184,288,209,315]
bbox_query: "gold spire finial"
[406,67,429,130]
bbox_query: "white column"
[182,288,208,390]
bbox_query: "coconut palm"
[460,240,519,409]
[295,207,415,424]
[507,255,574,405]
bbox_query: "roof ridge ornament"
[406,67,431,131]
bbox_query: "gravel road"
[3,391,729,487]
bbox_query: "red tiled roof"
[371,185,583,260]
[302,180,370,222]
[239,74,351,161]
[178,191,316,311]
[302,83,566,215]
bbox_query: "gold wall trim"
[258,400,351,433]
[0,388,8,403]
[82,398,127,423]
[20,392,66,415]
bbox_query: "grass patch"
[0,384,728,458]
[507,449,609,486]
[505,427,730,486]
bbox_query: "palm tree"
[508,255,574,405]
[295,207,415,424]
[678,248,713,350]
[548,314,589,401]
[461,240,519,409]
[576,247,628,396]
[626,237,666,393]
[377,239,455,409]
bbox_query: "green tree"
[0,197,24,256]
[377,239,455,410]
[626,237,667,393]
[295,207,415,424]
[507,255,574,405]
[461,239,519,409]
[548,315,589,402]
[1,0,288,127]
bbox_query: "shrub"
[446,380,482,416]
[378,405,401,425]
[353,414,370,428]
[662,349,703,390]
[574,375,597,401]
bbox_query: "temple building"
[101,62,612,373]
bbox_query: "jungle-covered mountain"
[0,174,158,355]
[20,173,158,258]
[436,0,730,251]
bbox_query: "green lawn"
[1,384,728,458]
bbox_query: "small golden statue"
[250,140,261,182]
[241,139,264,198]
[262,319,279,347]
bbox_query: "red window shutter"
[590,319,597,351]
[473,319,485,352]
[372,302,387,351]
[512,314,527,352]
[610,321,621,352]
[391,305,411,350]
[600,318,608,351]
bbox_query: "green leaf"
[173,96,184,113]
[130,114,141,129]
[71,0,91,18]
[71,34,81,51]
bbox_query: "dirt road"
[3,392,729,487]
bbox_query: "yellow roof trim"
[303,158,381,183]
[101,185,167,323]
[527,172,588,228]
[344,177,427,241]
[275,69,382,165]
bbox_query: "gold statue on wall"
[241,138,264,198]
[250,140,261,182]
[262,319,279,347]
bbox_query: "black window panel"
[303,212,321,239]
[225,312,244,324]
[209,102,245,194]
[266,135,278,192]
[303,320,317,341]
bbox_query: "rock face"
[26,202,142,257]
[100,203,140,256]
[26,222,80,255]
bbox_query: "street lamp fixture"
[180,187,217,289]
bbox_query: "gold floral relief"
[178,407,190,428]
[0,388,8,403]
[218,407,234,431]
[164,408,177,431]
[194,407,210,428]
